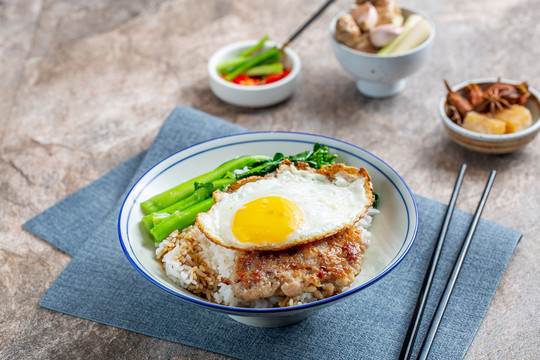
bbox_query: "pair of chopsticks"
[399,164,497,360]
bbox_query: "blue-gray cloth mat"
[25,106,521,360]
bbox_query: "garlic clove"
[374,0,402,25]
[335,14,362,49]
[350,3,379,32]
[369,24,404,48]
[354,33,379,53]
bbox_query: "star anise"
[474,78,520,115]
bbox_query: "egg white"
[196,163,374,251]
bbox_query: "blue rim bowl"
[118,132,418,327]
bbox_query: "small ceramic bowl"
[329,7,435,98]
[439,78,540,154]
[118,132,418,328]
[207,40,301,108]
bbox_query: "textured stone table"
[1,0,538,358]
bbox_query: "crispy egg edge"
[196,160,375,252]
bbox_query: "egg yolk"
[232,196,303,245]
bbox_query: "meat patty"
[230,225,368,303]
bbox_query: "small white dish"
[207,40,301,108]
[118,132,418,327]
[329,7,435,98]
[439,78,540,154]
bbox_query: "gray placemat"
[25,151,146,256]
[25,106,521,360]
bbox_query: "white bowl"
[118,132,418,327]
[439,78,540,154]
[329,7,435,98]
[207,40,301,108]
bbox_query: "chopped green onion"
[225,47,281,81]
[240,35,269,57]
[217,56,247,74]
[245,63,284,76]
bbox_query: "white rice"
[156,207,378,308]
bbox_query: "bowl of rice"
[118,132,418,327]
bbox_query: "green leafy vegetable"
[234,143,338,179]
[372,191,380,208]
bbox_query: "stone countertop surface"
[1,0,538,358]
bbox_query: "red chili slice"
[230,74,261,86]
[263,69,291,84]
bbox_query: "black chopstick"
[417,170,497,360]
[399,163,467,360]
[280,0,336,51]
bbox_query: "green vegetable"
[245,63,283,77]
[373,191,380,208]
[219,53,281,77]
[149,198,215,242]
[256,52,282,66]
[141,143,339,243]
[240,35,269,57]
[216,36,286,82]
[225,47,281,81]
[232,143,338,179]
[141,211,169,230]
[217,36,270,74]
[217,56,247,74]
[140,155,271,214]
[141,178,236,230]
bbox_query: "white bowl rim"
[118,131,419,314]
[329,6,436,58]
[207,40,301,91]
[439,78,540,142]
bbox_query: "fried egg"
[196,161,374,251]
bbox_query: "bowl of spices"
[440,78,540,154]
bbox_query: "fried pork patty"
[230,225,368,302]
